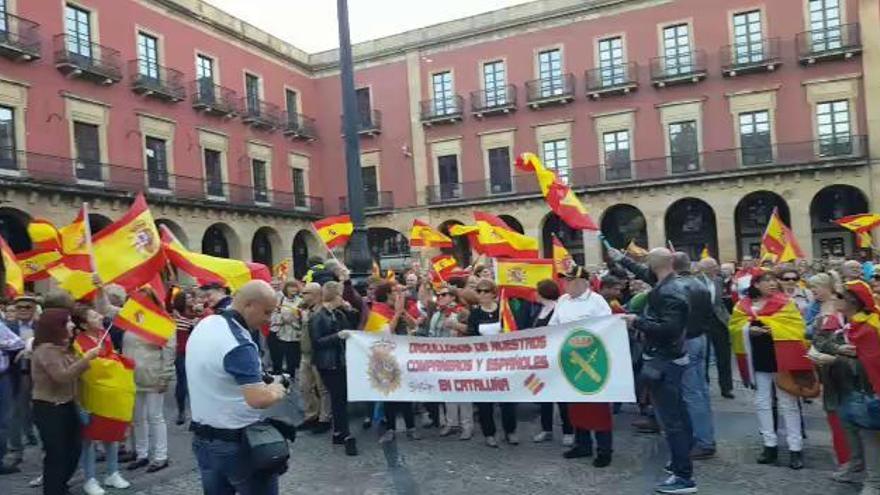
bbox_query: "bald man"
[187,280,287,495]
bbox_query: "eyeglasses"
[436,292,451,297]
[475,289,494,294]
[781,277,799,282]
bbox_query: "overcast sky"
[204,0,532,53]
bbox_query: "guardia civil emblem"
[559,328,610,394]
[367,340,402,396]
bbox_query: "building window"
[145,137,169,189]
[196,54,215,102]
[65,4,92,59]
[285,89,299,120]
[542,139,569,183]
[137,32,159,80]
[252,159,268,203]
[809,0,842,52]
[483,60,506,107]
[603,130,631,179]
[816,100,852,156]
[431,71,454,115]
[732,10,764,64]
[204,148,223,197]
[598,36,625,87]
[292,168,307,208]
[73,121,101,181]
[668,120,699,172]
[437,155,459,200]
[488,147,511,194]
[538,48,563,97]
[355,87,372,128]
[0,0,7,32]
[362,165,378,207]
[739,111,772,165]
[0,105,16,170]
[245,73,261,113]
[662,24,692,76]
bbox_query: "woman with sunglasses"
[428,286,474,440]
[778,268,812,317]
[467,279,517,447]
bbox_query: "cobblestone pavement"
[2,379,863,495]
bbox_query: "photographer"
[186,281,288,495]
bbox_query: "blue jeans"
[681,336,715,450]
[192,435,279,495]
[0,373,11,462]
[645,356,694,481]
[82,440,119,480]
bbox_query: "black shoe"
[344,436,358,456]
[127,458,149,470]
[362,418,372,430]
[0,465,21,475]
[298,418,319,431]
[789,451,804,470]
[332,433,346,445]
[312,422,332,434]
[690,447,716,460]
[146,460,169,473]
[563,446,592,459]
[721,391,735,399]
[592,453,612,468]
[118,450,137,463]
[176,413,186,426]
[757,446,778,465]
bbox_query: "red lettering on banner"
[409,342,474,354]
[488,336,547,352]
[485,355,550,371]
[406,359,474,372]
[452,378,510,392]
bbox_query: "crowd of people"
[1,249,879,495]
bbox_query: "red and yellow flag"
[856,231,873,249]
[760,207,804,263]
[0,236,23,298]
[848,311,880,396]
[500,289,518,333]
[313,215,353,249]
[626,240,648,258]
[92,195,165,291]
[27,218,61,252]
[18,249,62,282]
[112,291,176,346]
[834,213,880,233]
[515,152,597,231]
[58,207,92,270]
[160,226,270,291]
[73,335,135,442]
[274,258,291,280]
[410,219,453,249]
[495,258,555,301]
[468,212,539,258]
[430,254,458,281]
[551,235,574,275]
[364,302,395,333]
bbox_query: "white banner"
[345,316,634,403]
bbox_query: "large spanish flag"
[18,249,62,282]
[58,207,92,271]
[113,291,176,346]
[410,219,453,249]
[848,312,880,395]
[0,236,23,298]
[515,152,597,231]
[73,334,135,442]
[430,254,458,281]
[313,215,353,249]
[729,293,811,384]
[834,213,880,233]
[495,258,555,301]
[91,195,165,291]
[364,302,395,333]
[551,235,573,275]
[760,207,804,263]
[469,212,539,258]
[160,226,270,291]
[27,218,61,252]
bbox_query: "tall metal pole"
[337,0,371,279]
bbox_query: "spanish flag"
[18,249,62,282]
[27,218,61,252]
[551,235,573,275]
[470,212,539,258]
[73,335,135,442]
[58,207,92,270]
[160,225,270,291]
[515,153,597,230]
[364,302,395,333]
[410,219,453,249]
[834,213,880,233]
[759,207,804,262]
[313,215,353,249]
[856,231,873,249]
[500,289,518,332]
[0,236,23,298]
[848,311,880,395]
[113,291,176,346]
[430,254,458,281]
[495,258,555,301]
[729,292,811,384]
[274,258,291,280]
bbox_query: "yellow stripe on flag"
[113,291,176,346]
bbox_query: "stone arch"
[810,184,870,257]
[0,207,32,253]
[252,226,282,268]
[438,219,471,266]
[665,198,718,261]
[202,223,241,259]
[155,218,188,248]
[367,227,411,271]
[600,204,648,251]
[541,212,584,267]
[88,213,113,235]
[498,215,525,234]
[292,229,321,279]
[734,191,790,260]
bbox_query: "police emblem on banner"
[367,340,402,395]
[559,328,610,394]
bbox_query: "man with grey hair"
[296,283,332,434]
[842,259,864,282]
[697,257,734,399]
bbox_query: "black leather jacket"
[308,306,357,371]
[678,273,712,339]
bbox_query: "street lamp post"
[336,0,372,280]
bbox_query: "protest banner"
[345,316,634,403]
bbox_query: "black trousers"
[424,403,442,426]
[575,429,613,455]
[706,324,733,393]
[540,403,572,434]
[384,402,415,430]
[33,400,81,495]
[477,403,517,437]
[319,368,350,438]
[269,337,302,378]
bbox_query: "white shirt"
[549,290,612,325]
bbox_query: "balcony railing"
[240,98,283,130]
[0,149,324,216]
[720,38,781,76]
[585,62,638,98]
[128,60,185,102]
[420,95,464,124]
[470,85,517,117]
[0,12,41,61]
[525,73,576,108]
[53,34,122,84]
[341,109,382,136]
[190,80,239,117]
[796,23,862,64]
[339,190,393,213]
[650,50,707,87]
[425,174,546,205]
[282,112,317,140]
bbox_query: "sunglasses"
[475,289,494,294]
[436,292,451,297]
[781,277,799,282]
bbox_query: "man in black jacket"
[697,257,734,399]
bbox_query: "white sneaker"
[533,431,551,443]
[103,472,131,489]
[562,434,575,447]
[506,433,519,445]
[459,428,473,441]
[83,478,106,495]
[28,475,43,487]
[439,425,455,437]
[378,430,395,444]
[485,436,498,448]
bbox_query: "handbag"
[838,390,880,430]
[775,370,821,398]
[242,422,290,475]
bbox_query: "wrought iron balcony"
[190,80,239,117]
[720,38,782,77]
[420,95,464,125]
[0,13,41,61]
[282,112,316,141]
[470,85,517,117]
[425,175,545,205]
[240,98,283,130]
[339,190,393,213]
[525,73,575,108]
[585,62,638,99]
[128,60,185,102]
[53,34,122,84]
[650,50,707,87]
[796,23,862,64]
[341,109,382,137]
